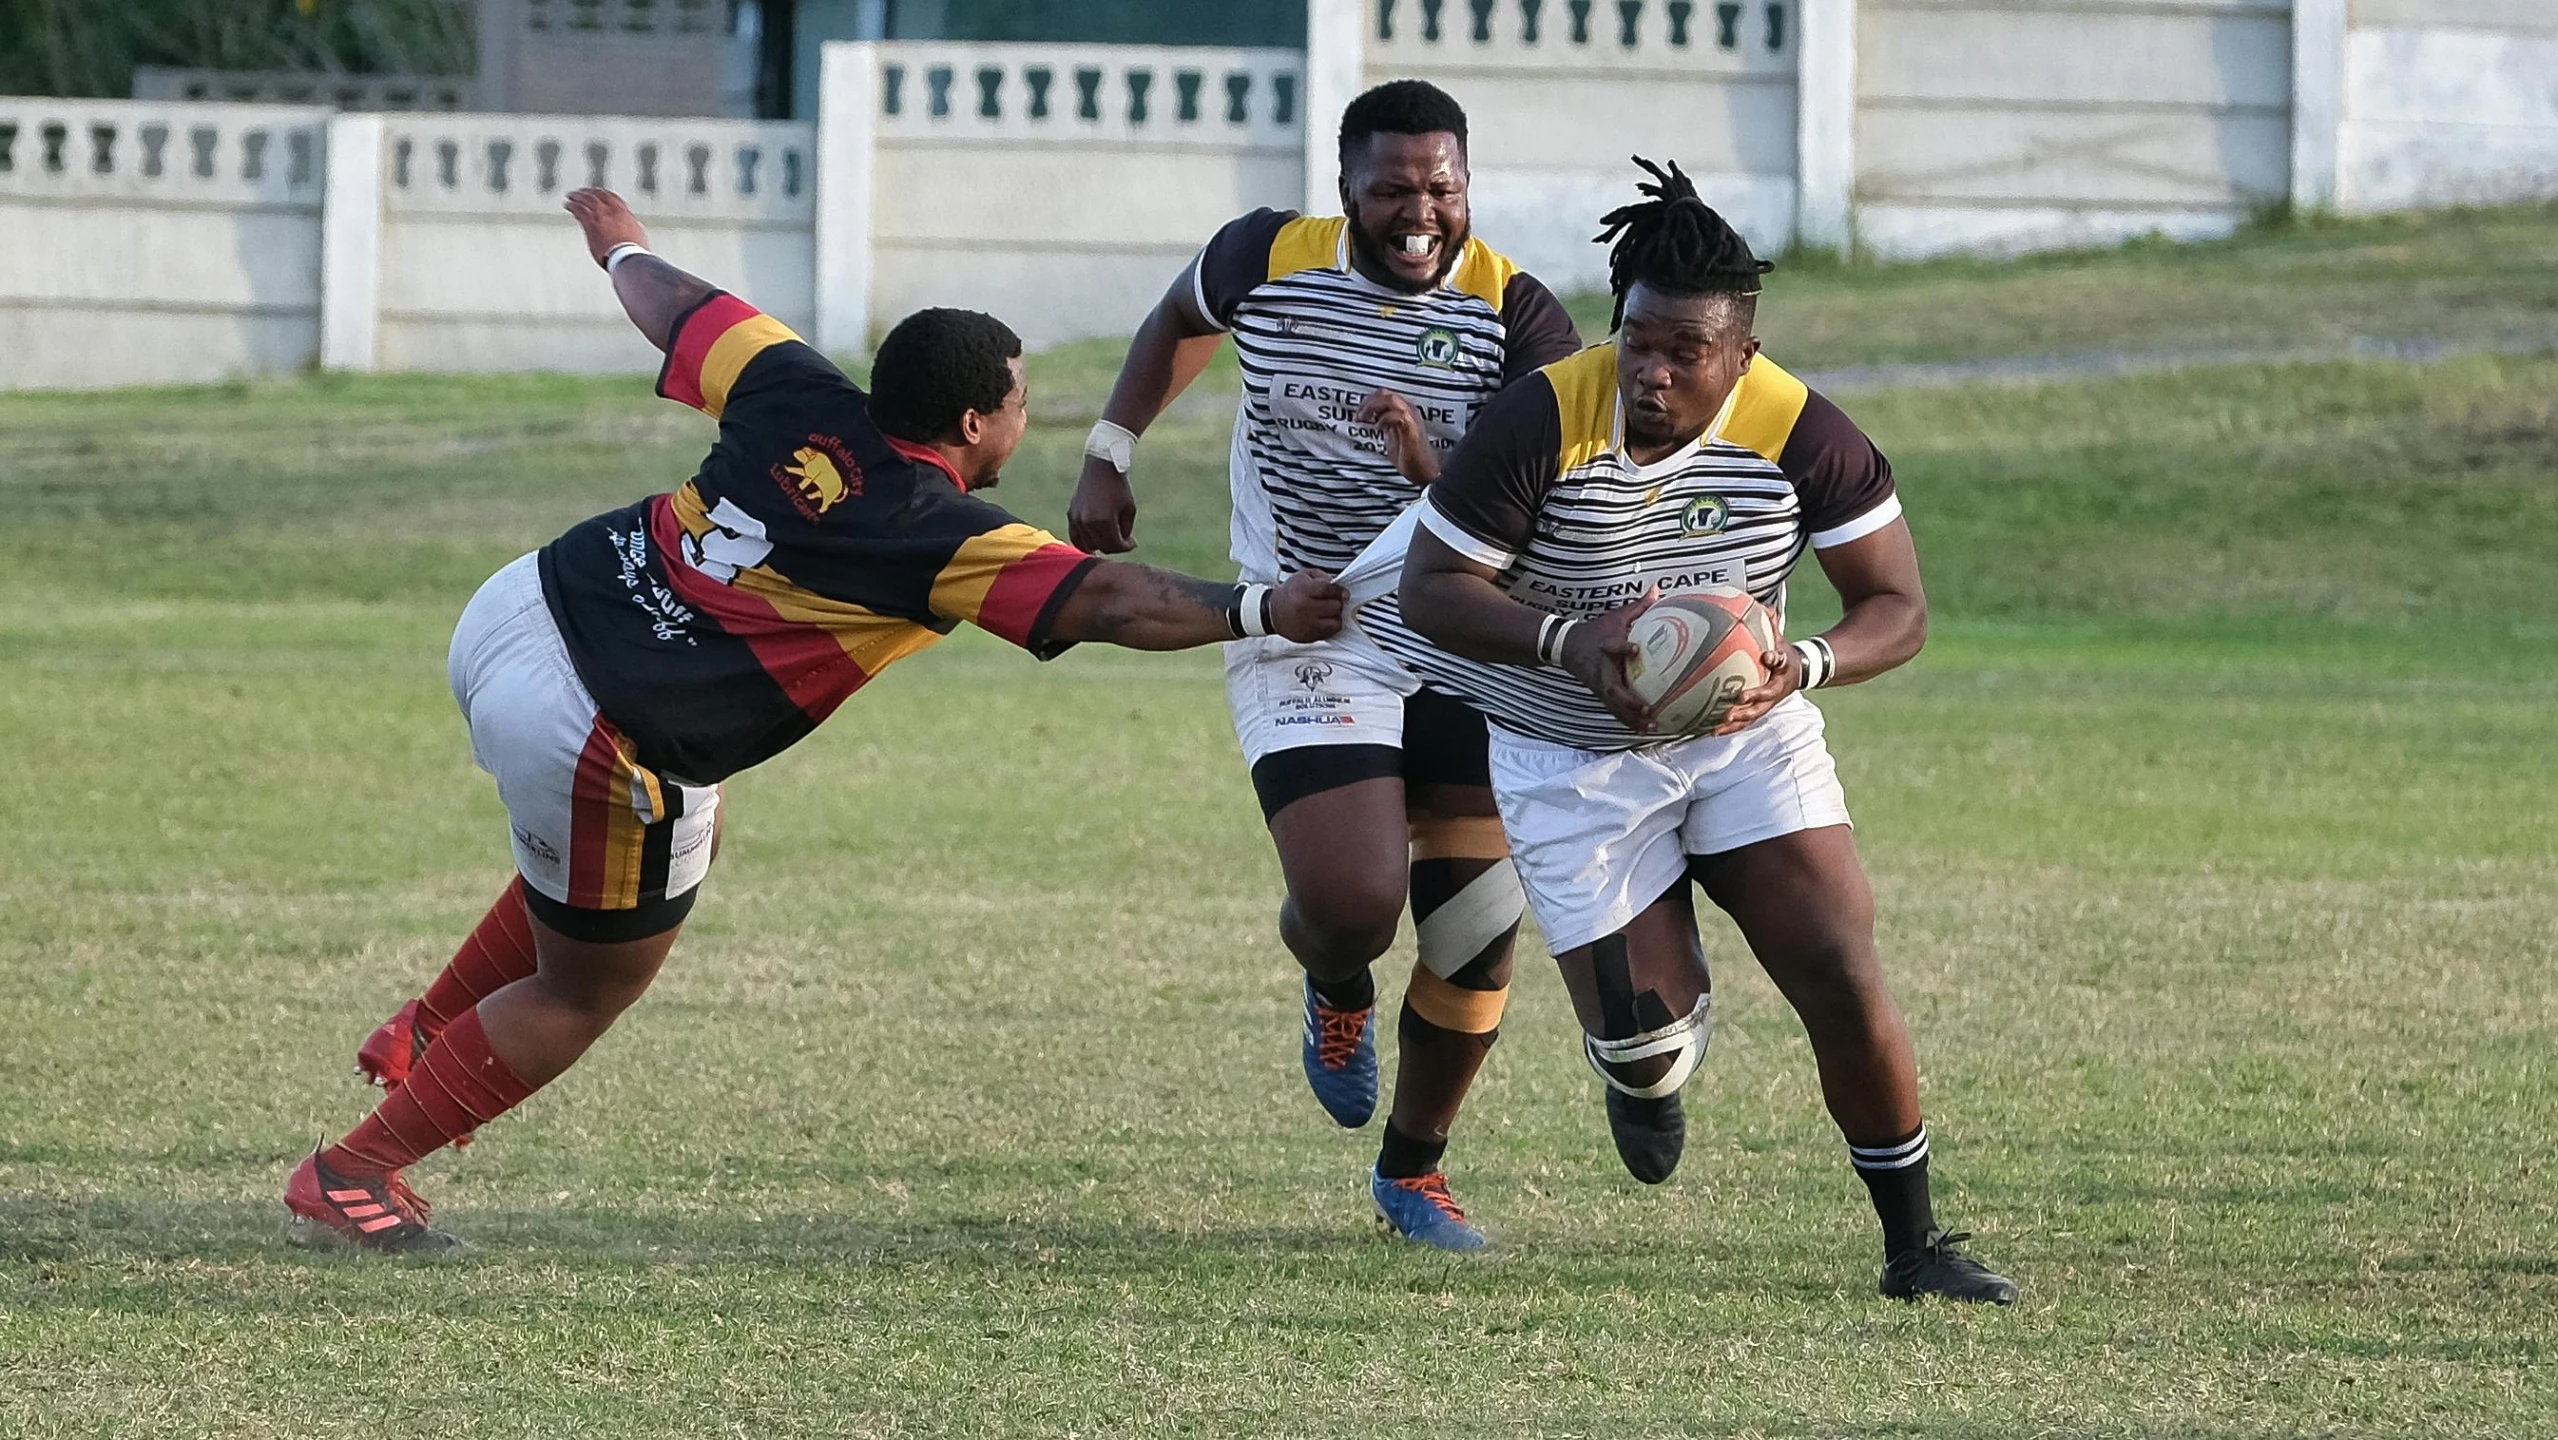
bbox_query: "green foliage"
[0,0,471,98]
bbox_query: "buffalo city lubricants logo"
[773,433,863,520]
[1681,494,1731,536]
[1416,327,1460,368]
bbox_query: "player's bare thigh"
[1550,879,1711,1045]
[1267,776,1410,949]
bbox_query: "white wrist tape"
[1084,418,1138,474]
[1792,636,1837,689]
[1537,615,1580,668]
[601,242,651,274]
[1233,582,1275,638]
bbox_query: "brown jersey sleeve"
[1190,208,1296,331]
[1782,387,1903,547]
[1418,371,1565,567]
[1497,272,1584,381]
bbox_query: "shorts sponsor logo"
[1277,714,1357,726]
[514,826,562,868]
[670,825,712,860]
[773,433,864,519]
[1417,327,1460,368]
[1681,495,1731,536]
[1293,660,1336,692]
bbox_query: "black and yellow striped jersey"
[1363,343,1902,751]
[1193,208,1581,581]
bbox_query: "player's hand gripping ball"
[1623,587,1784,735]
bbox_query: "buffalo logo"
[1680,494,1731,536]
[783,447,849,511]
[1293,660,1336,691]
[1416,327,1460,367]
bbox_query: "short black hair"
[1338,79,1467,169]
[867,308,1021,444]
[1594,156,1774,333]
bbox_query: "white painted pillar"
[1301,0,1367,216]
[814,40,878,355]
[319,113,384,373]
[1794,0,1858,254]
[2291,0,2348,212]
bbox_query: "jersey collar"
[886,435,968,492]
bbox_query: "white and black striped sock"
[1849,1125,1938,1254]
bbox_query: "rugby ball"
[1623,587,1784,735]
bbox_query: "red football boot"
[284,1151,459,1254]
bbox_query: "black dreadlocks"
[1593,156,1774,333]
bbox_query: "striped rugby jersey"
[538,293,1097,784]
[1360,343,1902,752]
[1194,209,1580,581]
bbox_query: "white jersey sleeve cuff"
[1418,496,1520,570]
[1187,253,1228,334]
[1809,492,1903,549]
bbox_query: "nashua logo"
[1680,494,1731,536]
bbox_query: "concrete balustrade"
[3,3,2555,390]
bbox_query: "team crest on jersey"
[1416,327,1460,368]
[1680,494,1731,536]
[773,434,863,520]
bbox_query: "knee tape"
[1409,812,1508,864]
[1583,993,1714,1100]
[1414,858,1525,979]
[1404,962,1509,1035]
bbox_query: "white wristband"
[1537,615,1581,668]
[602,242,651,274]
[1084,418,1138,474]
[1234,582,1275,638]
[1792,637,1836,689]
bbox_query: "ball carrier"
[1375,160,2016,1301]
[1069,82,1581,1249]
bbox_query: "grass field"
[2,208,2554,1437]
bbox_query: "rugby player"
[1067,81,1581,1249]
[1374,159,2017,1301]
[282,188,1347,1252]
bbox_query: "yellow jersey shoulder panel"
[1718,356,1810,464]
[1545,344,1620,476]
[1446,236,1523,311]
[1267,216,1348,282]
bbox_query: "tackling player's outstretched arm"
[564,187,718,355]
[1048,563,1345,651]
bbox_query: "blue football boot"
[1370,1167,1489,1252]
[1300,977,1379,1127]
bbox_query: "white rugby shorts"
[1490,693,1851,953]
[1224,633,1421,766]
[446,553,720,912]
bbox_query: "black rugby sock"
[1308,967,1376,1012]
[1850,1125,1938,1253]
[1376,1119,1449,1180]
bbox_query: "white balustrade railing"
[872,44,1304,151]
[0,97,329,206]
[375,114,816,219]
[1370,0,1794,72]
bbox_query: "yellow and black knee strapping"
[1405,962,1510,1035]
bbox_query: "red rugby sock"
[325,1008,538,1175]
[415,877,540,1038]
